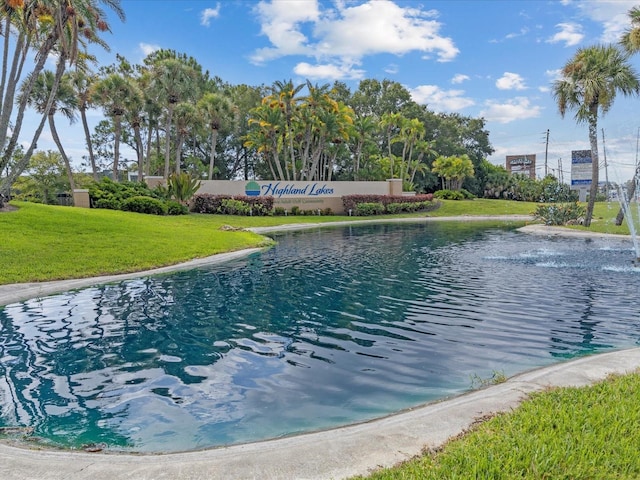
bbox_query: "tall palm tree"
[0,0,125,195]
[553,44,639,226]
[620,6,640,53]
[21,69,78,191]
[150,58,200,179]
[198,92,232,180]
[271,79,303,179]
[616,6,640,225]
[91,73,139,181]
[69,68,99,180]
[172,102,198,175]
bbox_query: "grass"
[354,372,640,479]
[0,199,633,284]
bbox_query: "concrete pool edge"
[1,348,640,480]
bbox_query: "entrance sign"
[571,150,593,186]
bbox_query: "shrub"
[533,202,586,225]
[89,178,158,207]
[342,193,434,214]
[121,196,168,215]
[290,205,300,215]
[191,194,273,215]
[434,189,465,200]
[274,207,286,216]
[355,202,385,216]
[167,172,201,204]
[93,196,122,210]
[218,198,251,215]
[166,200,189,215]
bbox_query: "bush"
[191,194,273,215]
[121,196,168,215]
[355,202,385,216]
[274,207,286,216]
[290,205,300,215]
[218,198,251,215]
[533,202,586,225]
[342,193,434,214]
[434,189,465,200]
[166,200,189,215]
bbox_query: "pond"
[0,222,638,452]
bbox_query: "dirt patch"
[0,204,18,213]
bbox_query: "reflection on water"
[1,222,639,452]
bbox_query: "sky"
[24,0,640,184]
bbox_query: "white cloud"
[250,0,321,63]
[496,72,527,91]
[571,0,637,43]
[139,42,161,56]
[409,85,475,112]
[480,97,542,124]
[451,74,469,84]
[293,62,365,80]
[250,0,459,71]
[201,4,221,27]
[546,22,584,47]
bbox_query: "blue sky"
[29,0,640,183]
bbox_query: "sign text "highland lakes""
[261,182,335,198]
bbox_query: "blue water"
[1,222,639,453]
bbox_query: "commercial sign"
[506,154,536,179]
[571,150,592,186]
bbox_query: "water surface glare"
[1,222,639,452]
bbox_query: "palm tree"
[553,44,639,226]
[21,69,78,191]
[0,0,125,196]
[197,92,232,180]
[615,6,640,225]
[620,6,640,53]
[150,58,200,179]
[69,68,99,180]
[271,79,303,179]
[172,102,198,175]
[91,73,139,181]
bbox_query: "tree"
[70,68,99,180]
[91,73,141,181]
[431,154,474,191]
[149,57,201,179]
[616,6,640,225]
[20,70,78,191]
[0,0,125,196]
[198,92,232,180]
[22,150,69,204]
[553,44,639,226]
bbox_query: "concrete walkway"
[1,349,639,480]
[1,216,638,479]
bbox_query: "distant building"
[506,154,536,179]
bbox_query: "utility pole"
[544,129,549,177]
[558,158,563,184]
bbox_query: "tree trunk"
[584,115,600,227]
[80,107,98,180]
[48,114,76,192]
[615,167,639,225]
[208,128,218,180]
[163,107,174,179]
[113,116,122,182]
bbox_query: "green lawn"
[354,372,640,479]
